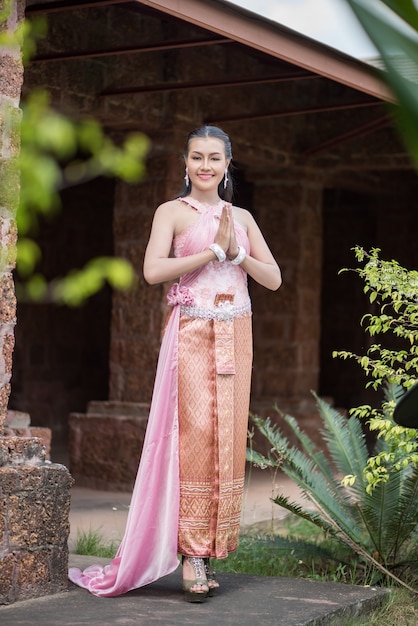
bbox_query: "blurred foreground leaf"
[347,0,418,169]
[0,10,146,306]
[15,89,149,304]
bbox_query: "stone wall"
[18,1,418,454]
[250,174,323,404]
[0,438,73,604]
[0,1,74,604]
[110,138,187,403]
[10,176,114,447]
[69,401,148,491]
[0,0,23,435]
[5,409,52,458]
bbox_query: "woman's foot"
[182,557,209,603]
[203,558,219,596]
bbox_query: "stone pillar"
[0,2,74,604]
[109,135,184,402]
[0,0,23,434]
[0,438,73,604]
[250,170,324,445]
[68,136,185,489]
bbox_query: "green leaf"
[347,0,418,168]
[50,256,135,306]
[21,274,48,302]
[380,0,418,30]
[16,238,42,277]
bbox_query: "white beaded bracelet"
[230,245,246,265]
[209,243,226,262]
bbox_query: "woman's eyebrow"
[190,150,222,156]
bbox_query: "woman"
[69,126,281,602]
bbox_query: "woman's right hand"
[214,205,231,252]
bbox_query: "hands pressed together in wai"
[214,204,240,261]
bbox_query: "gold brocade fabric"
[177,312,253,559]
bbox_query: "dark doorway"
[319,189,376,410]
[10,177,115,456]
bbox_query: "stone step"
[70,412,149,422]
[86,400,150,418]
[5,410,31,428]
[0,436,46,466]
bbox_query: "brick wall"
[250,174,323,404]
[110,140,185,402]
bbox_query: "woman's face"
[185,137,230,194]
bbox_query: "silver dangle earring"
[184,167,190,187]
[224,168,228,189]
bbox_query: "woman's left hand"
[214,204,232,252]
[225,205,239,260]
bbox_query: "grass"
[75,527,119,559]
[218,514,418,624]
[332,590,418,626]
[212,517,376,586]
[74,514,418,624]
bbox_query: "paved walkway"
[67,467,297,552]
[0,468,389,625]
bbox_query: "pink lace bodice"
[173,196,251,315]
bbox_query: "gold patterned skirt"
[177,312,253,559]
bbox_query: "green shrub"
[248,248,418,591]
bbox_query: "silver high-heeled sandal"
[203,558,219,596]
[182,556,209,603]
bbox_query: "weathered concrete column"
[0,1,74,604]
[249,169,324,446]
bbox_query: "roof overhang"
[137,0,393,102]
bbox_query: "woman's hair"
[179,125,234,202]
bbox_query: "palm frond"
[248,394,418,591]
[385,381,407,405]
[246,447,277,469]
[357,471,404,561]
[250,412,335,491]
[250,414,288,461]
[313,393,369,479]
[273,494,335,534]
[251,411,370,543]
[277,449,366,544]
[371,467,418,563]
[274,410,341,488]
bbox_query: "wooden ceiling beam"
[25,0,128,14]
[139,0,393,102]
[205,100,383,124]
[32,37,231,63]
[100,71,316,96]
[304,115,392,157]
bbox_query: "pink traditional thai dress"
[69,196,252,596]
